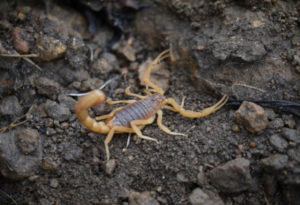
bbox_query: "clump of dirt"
[0,1,299,205]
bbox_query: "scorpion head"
[151,93,166,108]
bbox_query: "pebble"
[0,95,23,117]
[196,166,207,186]
[49,179,59,188]
[80,78,104,92]
[113,40,136,62]
[249,141,256,148]
[269,134,288,153]
[63,142,83,161]
[283,117,296,128]
[209,158,252,193]
[261,154,288,172]
[12,27,30,54]
[104,159,117,177]
[44,100,71,122]
[268,118,284,129]
[91,52,119,76]
[265,109,277,120]
[35,77,61,100]
[189,188,209,205]
[287,147,300,163]
[35,35,67,61]
[189,188,224,205]
[17,128,40,154]
[42,157,58,170]
[282,128,300,144]
[176,172,189,183]
[129,62,139,71]
[128,191,159,205]
[46,128,56,136]
[66,37,88,69]
[58,94,77,111]
[233,101,268,133]
[0,128,42,179]
[231,124,240,132]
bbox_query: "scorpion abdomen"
[108,93,166,127]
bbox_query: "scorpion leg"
[162,97,186,112]
[143,89,157,96]
[141,49,170,95]
[106,98,136,105]
[156,110,187,136]
[104,125,134,160]
[130,117,159,143]
[125,86,146,99]
[164,95,228,118]
[95,107,123,121]
[162,105,177,112]
[104,126,117,161]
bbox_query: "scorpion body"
[74,49,228,160]
[107,94,166,128]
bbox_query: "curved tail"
[74,90,109,134]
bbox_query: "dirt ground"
[0,0,299,205]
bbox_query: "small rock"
[233,101,268,133]
[189,188,224,205]
[129,62,139,71]
[17,129,40,154]
[287,147,300,163]
[91,52,119,76]
[80,78,105,92]
[42,157,58,170]
[128,191,159,205]
[35,77,61,100]
[197,166,207,186]
[19,88,36,107]
[282,128,300,144]
[63,142,83,161]
[138,58,171,92]
[35,35,67,61]
[176,172,189,183]
[12,27,30,54]
[49,179,59,188]
[46,128,56,136]
[231,124,240,132]
[66,37,89,69]
[113,40,136,62]
[209,158,252,193]
[0,128,42,179]
[283,117,296,129]
[261,154,288,172]
[0,95,23,117]
[189,188,209,205]
[104,159,116,177]
[44,100,71,122]
[265,109,277,120]
[249,141,256,148]
[58,94,77,110]
[28,175,40,181]
[269,134,288,152]
[268,118,284,129]
[73,69,90,82]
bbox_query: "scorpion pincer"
[74,49,228,160]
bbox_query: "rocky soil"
[0,0,299,205]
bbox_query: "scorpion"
[74,49,228,160]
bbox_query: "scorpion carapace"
[106,93,166,128]
[74,49,228,160]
